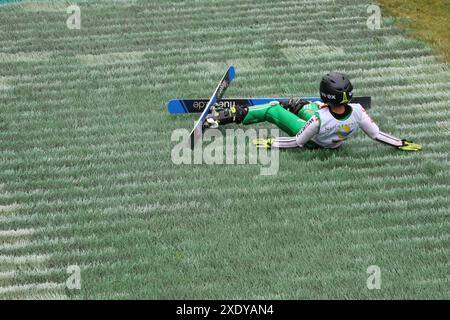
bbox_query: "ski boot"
[279,98,310,115]
[203,103,248,129]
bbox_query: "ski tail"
[189,66,235,149]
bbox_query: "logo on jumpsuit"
[336,124,353,139]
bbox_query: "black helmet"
[319,72,353,106]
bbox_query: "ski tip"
[228,65,235,81]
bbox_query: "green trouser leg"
[242,102,322,148]
[297,102,320,121]
[242,103,305,136]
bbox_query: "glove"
[279,98,310,115]
[398,140,422,151]
[253,138,273,149]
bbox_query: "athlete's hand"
[398,140,422,151]
[253,138,273,149]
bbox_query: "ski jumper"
[241,101,404,148]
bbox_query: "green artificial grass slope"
[379,0,450,61]
[0,0,449,299]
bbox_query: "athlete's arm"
[359,110,402,147]
[272,115,320,148]
[359,108,422,151]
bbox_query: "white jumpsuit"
[272,103,403,149]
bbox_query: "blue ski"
[169,96,371,114]
[189,66,235,148]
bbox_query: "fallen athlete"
[203,72,422,151]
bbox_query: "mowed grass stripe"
[2,7,370,36]
[2,166,448,199]
[2,233,447,286]
[0,207,448,251]
[2,153,448,184]
[2,114,443,143]
[3,38,438,70]
[4,59,448,93]
[1,155,446,183]
[0,18,378,54]
[4,62,447,88]
[2,150,448,179]
[2,166,449,201]
[1,1,368,35]
[3,38,432,70]
[2,161,448,197]
[1,205,448,249]
[1,196,448,236]
[4,187,446,216]
[0,26,418,58]
[5,62,444,92]
[1,53,441,84]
